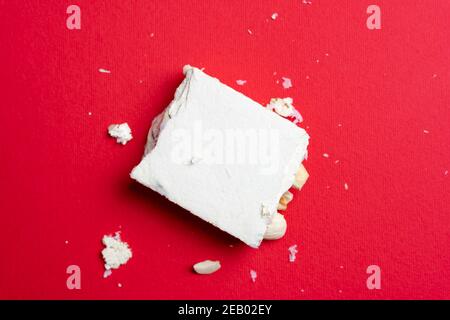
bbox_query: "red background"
[1,0,449,299]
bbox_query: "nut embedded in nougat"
[293,164,309,190]
[263,212,287,240]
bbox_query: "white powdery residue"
[250,270,257,282]
[108,123,133,145]
[271,13,278,20]
[344,183,349,190]
[101,232,132,277]
[98,68,111,74]
[323,153,329,158]
[288,245,298,262]
[281,77,292,89]
[423,129,430,134]
[236,80,247,86]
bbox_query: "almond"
[263,212,287,240]
[193,260,221,275]
[293,164,309,190]
[280,190,293,205]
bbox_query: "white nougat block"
[130,66,309,248]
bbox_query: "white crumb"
[88,112,92,116]
[340,265,344,269]
[281,77,292,89]
[247,29,253,35]
[432,74,437,78]
[64,240,69,244]
[444,170,448,176]
[250,270,257,282]
[344,183,349,190]
[271,13,278,20]
[325,53,329,56]
[288,244,298,262]
[267,97,303,124]
[273,71,277,76]
[339,289,343,293]
[334,160,340,164]
[98,68,111,74]
[267,97,294,117]
[150,33,154,38]
[108,123,133,145]
[423,129,429,134]
[117,283,123,288]
[302,0,312,4]
[292,108,304,124]
[103,269,112,278]
[300,289,305,293]
[306,75,310,80]
[266,97,303,124]
[323,153,329,158]
[316,59,320,63]
[338,123,342,127]
[236,80,247,86]
[101,232,132,276]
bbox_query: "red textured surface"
[1,0,449,300]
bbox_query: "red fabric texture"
[0,0,449,299]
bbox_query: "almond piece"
[279,190,293,205]
[263,212,287,240]
[193,260,221,275]
[293,164,309,190]
[277,203,287,211]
